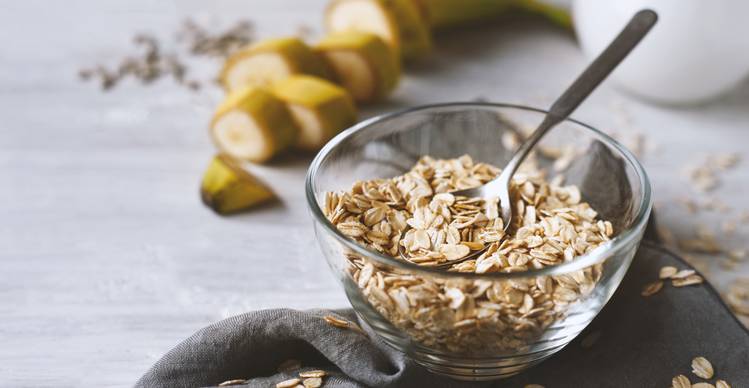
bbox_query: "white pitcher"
[573,0,749,105]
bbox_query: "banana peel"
[200,154,275,215]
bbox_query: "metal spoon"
[399,9,658,267]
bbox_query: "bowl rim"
[305,102,653,280]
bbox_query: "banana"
[271,75,357,151]
[514,0,572,29]
[325,0,431,60]
[315,32,400,102]
[412,0,513,29]
[412,0,571,30]
[201,154,275,215]
[211,87,298,163]
[220,37,332,92]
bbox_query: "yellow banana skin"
[271,75,357,151]
[413,0,571,30]
[211,87,299,163]
[316,32,400,102]
[200,154,275,215]
[325,0,432,60]
[219,37,332,91]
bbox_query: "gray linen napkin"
[136,235,749,387]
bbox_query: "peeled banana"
[271,75,357,151]
[325,0,431,60]
[201,154,275,215]
[211,87,298,163]
[315,32,400,102]
[220,37,332,92]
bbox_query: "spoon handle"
[501,9,658,177]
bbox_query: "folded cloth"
[137,234,749,387]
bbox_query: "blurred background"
[1,0,748,386]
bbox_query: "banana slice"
[220,37,331,92]
[201,154,275,215]
[412,0,512,29]
[271,75,357,151]
[325,0,431,60]
[211,87,298,163]
[315,32,399,102]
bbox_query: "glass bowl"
[305,103,652,381]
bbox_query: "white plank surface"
[1,1,748,386]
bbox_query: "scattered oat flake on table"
[679,197,699,214]
[659,266,678,279]
[276,378,301,388]
[672,275,704,287]
[218,379,246,386]
[687,165,719,192]
[725,280,749,317]
[721,220,738,235]
[641,280,664,297]
[691,356,714,379]
[728,249,746,261]
[701,197,731,213]
[711,152,740,170]
[657,225,679,249]
[671,374,691,388]
[720,259,737,270]
[679,227,722,254]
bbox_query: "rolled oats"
[276,378,300,388]
[324,155,614,354]
[302,377,322,388]
[641,281,664,297]
[671,269,696,279]
[299,370,327,378]
[323,315,365,335]
[715,380,731,388]
[672,275,704,287]
[671,374,691,388]
[659,266,678,279]
[218,379,246,386]
[691,356,714,379]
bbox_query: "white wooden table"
[2,1,747,386]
